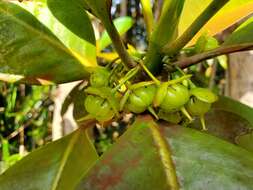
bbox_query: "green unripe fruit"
[90,67,110,87]
[186,97,211,116]
[190,87,218,103]
[127,85,157,113]
[160,84,190,112]
[84,95,114,122]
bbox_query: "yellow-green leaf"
[224,16,253,45]
[179,0,253,45]
[0,1,92,84]
[98,16,134,51]
[47,0,97,66]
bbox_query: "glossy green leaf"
[76,116,179,190]
[47,0,95,45]
[0,128,98,190]
[17,1,96,66]
[179,0,253,45]
[190,96,253,149]
[164,123,253,189]
[0,1,92,84]
[224,16,253,45]
[77,116,253,189]
[47,0,97,65]
[98,16,134,51]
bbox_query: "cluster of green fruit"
[82,64,218,130]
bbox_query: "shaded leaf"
[83,0,111,22]
[0,128,98,190]
[0,1,92,84]
[213,96,253,125]
[61,81,88,120]
[235,132,253,152]
[190,96,253,146]
[77,116,253,189]
[179,0,253,45]
[98,16,134,51]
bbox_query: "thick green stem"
[162,0,229,55]
[144,0,186,74]
[140,0,154,39]
[104,20,135,69]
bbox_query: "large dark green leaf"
[0,127,98,190]
[47,0,97,66]
[0,1,92,84]
[190,96,253,146]
[77,116,253,190]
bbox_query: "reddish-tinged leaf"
[77,116,253,189]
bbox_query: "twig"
[170,43,253,70]
[104,20,136,69]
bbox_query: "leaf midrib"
[150,123,180,190]
[50,131,80,190]
[0,4,76,58]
